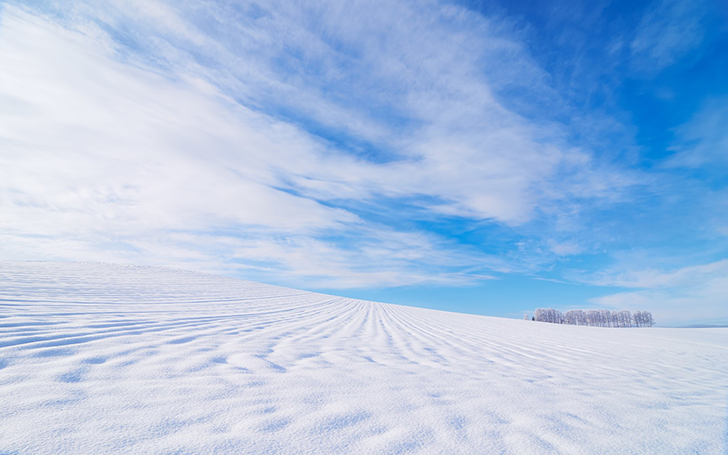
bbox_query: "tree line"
[528,308,654,327]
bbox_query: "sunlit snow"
[1,262,726,453]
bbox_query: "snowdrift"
[0,262,726,454]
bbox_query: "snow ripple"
[0,262,726,454]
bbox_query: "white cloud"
[666,97,728,169]
[0,6,502,288]
[631,0,709,72]
[0,3,633,288]
[547,240,583,256]
[0,8,356,233]
[587,260,728,325]
[587,259,728,289]
[27,0,624,223]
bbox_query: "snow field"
[0,262,726,454]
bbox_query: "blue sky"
[1,0,726,325]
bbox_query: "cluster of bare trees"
[530,308,654,327]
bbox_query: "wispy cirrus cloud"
[0,2,633,290]
[3,4,554,288]
[589,260,728,325]
[585,259,728,289]
[20,0,630,222]
[667,97,728,169]
[630,0,711,72]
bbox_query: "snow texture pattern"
[0,262,726,454]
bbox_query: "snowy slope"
[0,262,726,454]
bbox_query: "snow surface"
[0,262,726,454]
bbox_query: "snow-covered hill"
[1,262,726,454]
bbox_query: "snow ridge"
[0,262,726,454]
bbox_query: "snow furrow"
[0,262,726,454]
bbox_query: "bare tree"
[534,308,653,327]
[633,311,642,327]
[643,312,654,327]
[619,310,631,328]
